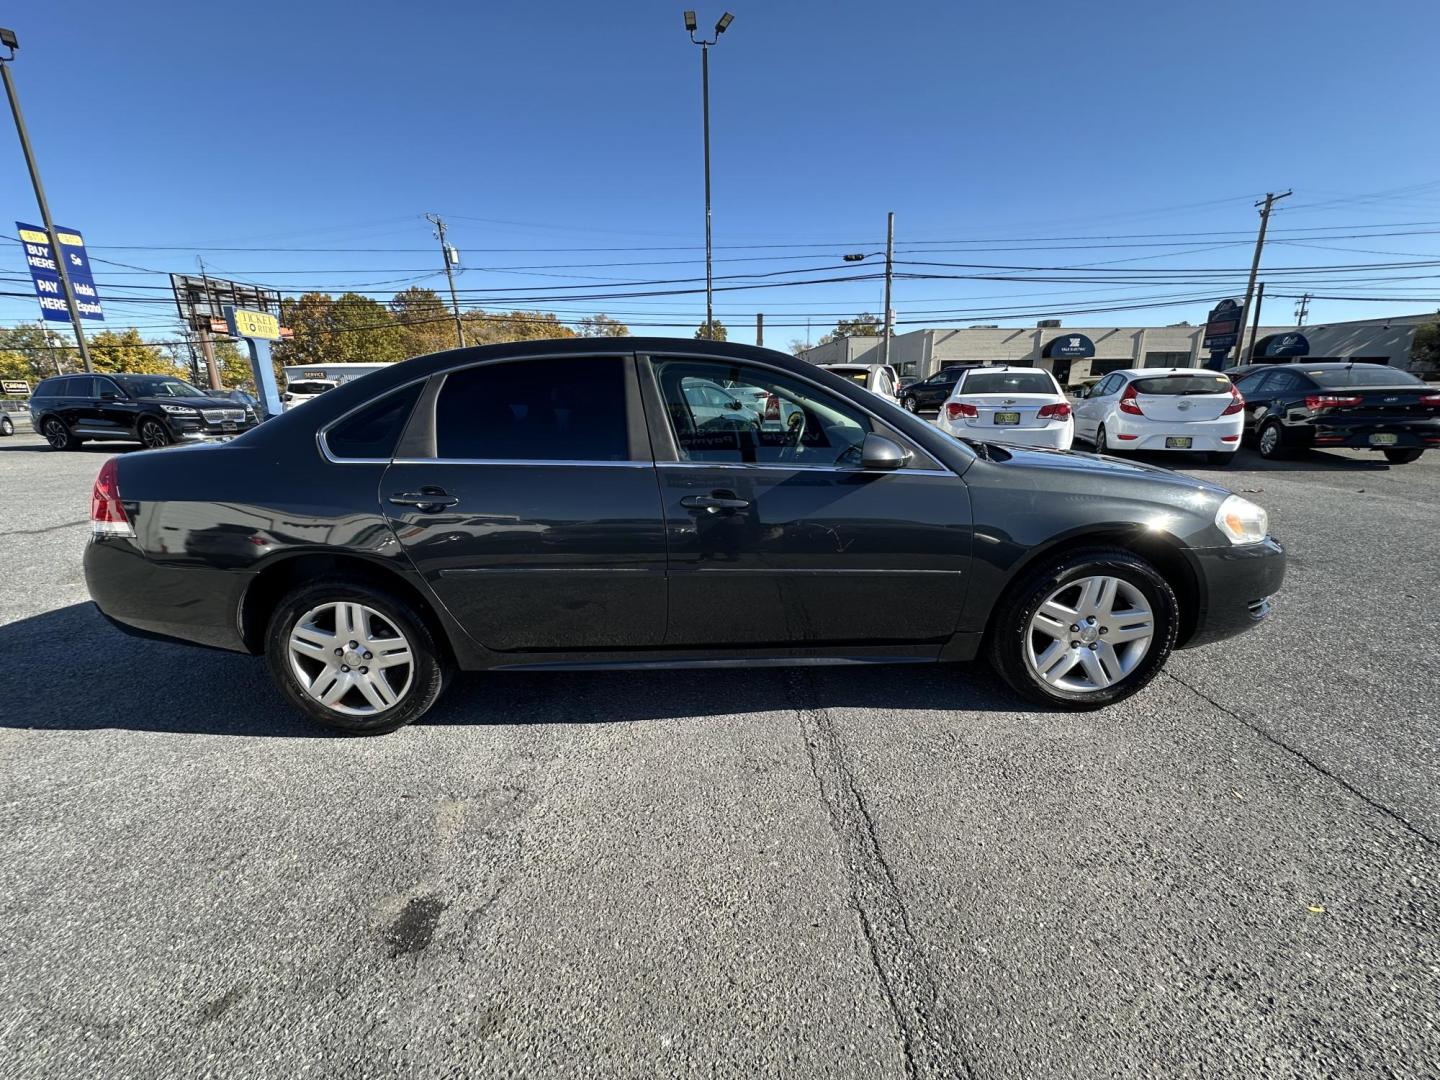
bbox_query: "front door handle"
[681,493,750,511]
[388,488,459,510]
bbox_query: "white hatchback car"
[1072,368,1244,465]
[936,366,1074,450]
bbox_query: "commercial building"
[797,311,1436,386]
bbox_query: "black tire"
[138,418,172,449]
[1096,423,1118,454]
[1383,448,1423,464]
[986,547,1179,711]
[0,416,13,437]
[41,417,75,451]
[1206,450,1237,466]
[1256,420,1287,459]
[264,579,448,735]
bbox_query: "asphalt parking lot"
[1,431,1437,1079]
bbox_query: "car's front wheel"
[265,580,447,734]
[1383,448,1423,464]
[42,417,75,450]
[902,396,919,413]
[1256,420,1287,459]
[138,418,172,449]
[987,548,1178,710]
[0,416,13,437]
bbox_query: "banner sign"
[15,222,105,323]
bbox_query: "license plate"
[1369,432,1398,446]
[1165,436,1192,449]
[994,411,1021,425]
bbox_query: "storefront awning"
[1042,333,1096,359]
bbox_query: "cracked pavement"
[1,434,1436,1078]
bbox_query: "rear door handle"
[681,493,750,511]
[388,489,459,509]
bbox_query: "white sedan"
[935,366,1074,450]
[1072,368,1244,465]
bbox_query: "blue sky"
[4,0,1440,348]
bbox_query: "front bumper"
[1180,537,1286,649]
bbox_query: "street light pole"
[0,29,93,373]
[882,211,894,372]
[686,11,734,340]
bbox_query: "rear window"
[287,382,334,395]
[833,369,870,385]
[960,371,1056,395]
[1305,366,1423,389]
[1131,374,1232,396]
[325,384,423,460]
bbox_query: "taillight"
[1036,402,1071,419]
[945,402,978,420]
[1420,392,1440,407]
[1221,384,1245,415]
[90,459,134,537]
[763,393,780,421]
[1118,384,1143,415]
[1305,394,1362,411]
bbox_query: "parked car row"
[27,373,259,450]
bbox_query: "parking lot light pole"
[0,28,93,373]
[685,11,734,340]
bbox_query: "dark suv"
[29,373,258,451]
[898,365,974,414]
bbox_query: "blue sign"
[1042,333,1095,359]
[15,221,105,323]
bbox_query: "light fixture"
[0,27,18,52]
[715,12,734,33]
[683,10,697,32]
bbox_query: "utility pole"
[426,213,466,348]
[1248,282,1265,358]
[882,211,895,372]
[1231,190,1290,366]
[1294,292,1311,327]
[196,257,221,389]
[755,312,764,347]
[0,29,93,373]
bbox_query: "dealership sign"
[1203,299,1241,351]
[1263,332,1310,357]
[15,222,104,323]
[1042,333,1096,359]
[2,379,29,396]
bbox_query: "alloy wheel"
[903,397,918,412]
[287,601,415,716]
[1259,424,1280,457]
[140,421,170,449]
[0,417,12,436]
[43,419,67,449]
[1023,574,1154,693]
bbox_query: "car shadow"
[0,440,121,455]
[1095,444,1396,473]
[0,603,1043,738]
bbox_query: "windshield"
[1132,373,1233,396]
[961,371,1056,395]
[1305,366,1424,388]
[119,376,208,398]
[287,382,335,395]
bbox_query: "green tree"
[274,292,409,368]
[577,313,629,337]
[0,324,76,377]
[390,286,460,357]
[694,319,728,341]
[0,350,33,384]
[1410,320,1440,377]
[90,328,177,375]
[819,314,882,345]
[464,310,577,345]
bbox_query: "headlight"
[159,404,198,415]
[1214,494,1268,545]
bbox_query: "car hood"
[967,440,1231,498]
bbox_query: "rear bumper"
[84,536,252,652]
[1110,414,1243,452]
[1309,419,1440,450]
[1180,537,1286,649]
[937,418,1073,449]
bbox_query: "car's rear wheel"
[987,547,1178,710]
[138,418,171,449]
[42,417,75,450]
[1257,420,1287,459]
[0,416,13,437]
[265,580,447,734]
[1096,422,1119,454]
[1383,447,1423,464]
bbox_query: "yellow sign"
[16,226,82,246]
[227,307,281,340]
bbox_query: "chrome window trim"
[655,460,953,478]
[392,457,654,468]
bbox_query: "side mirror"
[100,391,118,401]
[860,433,911,471]
[1072,387,1088,399]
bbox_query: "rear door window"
[326,384,424,460]
[434,356,629,461]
